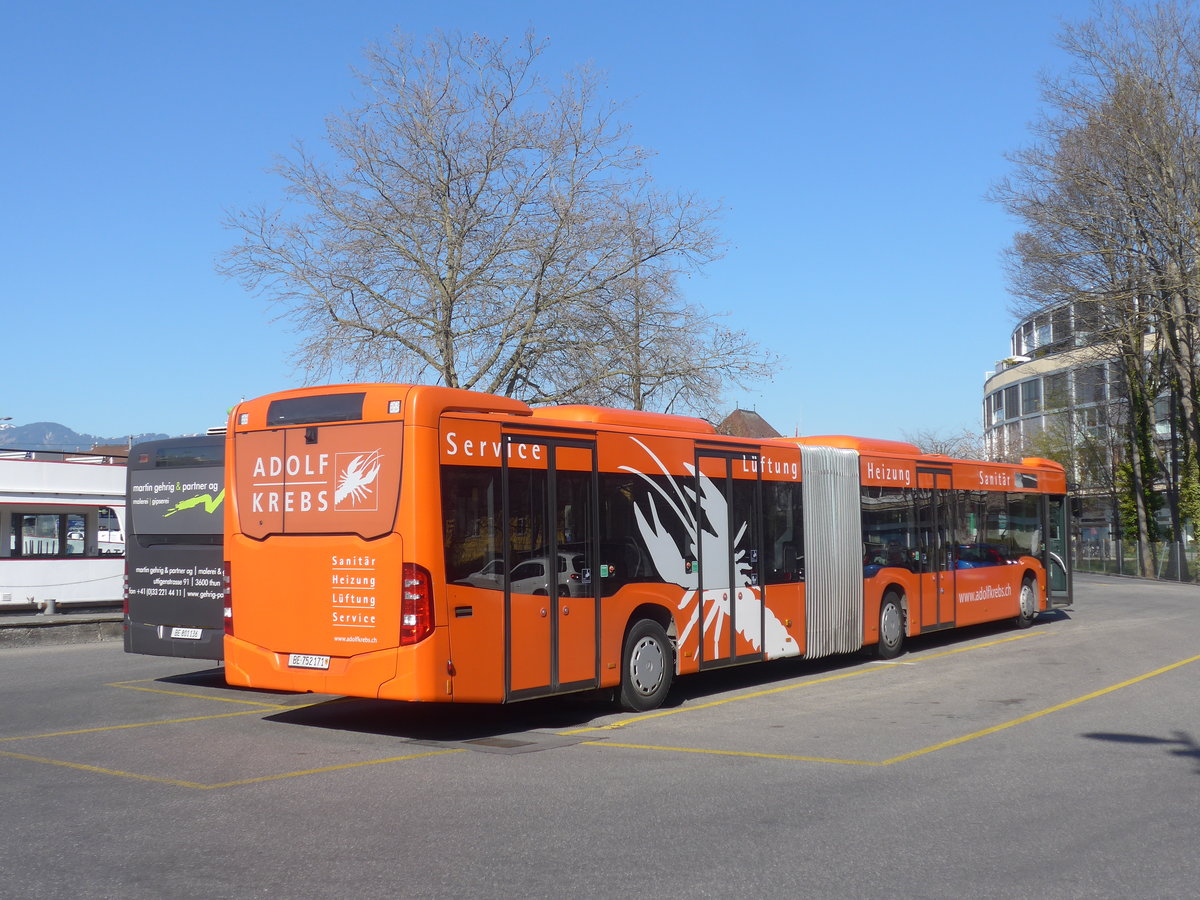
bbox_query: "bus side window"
[763,481,804,583]
[441,465,502,587]
[861,486,917,573]
[597,472,687,595]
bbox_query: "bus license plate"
[288,654,330,670]
[170,627,203,640]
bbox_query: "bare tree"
[220,30,773,412]
[544,245,779,418]
[988,2,1200,575]
[903,427,985,460]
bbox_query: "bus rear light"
[223,561,233,636]
[400,563,434,645]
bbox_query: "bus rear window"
[155,445,224,467]
[267,393,366,426]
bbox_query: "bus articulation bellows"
[222,384,1072,711]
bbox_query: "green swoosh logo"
[163,489,225,517]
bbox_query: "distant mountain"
[0,422,169,453]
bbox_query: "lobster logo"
[621,438,798,659]
[333,450,383,511]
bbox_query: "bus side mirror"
[1070,498,1083,518]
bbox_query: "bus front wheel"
[877,592,905,659]
[619,619,674,712]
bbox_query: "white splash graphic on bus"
[620,439,798,659]
[334,450,383,509]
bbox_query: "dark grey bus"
[123,435,225,659]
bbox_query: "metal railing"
[1073,540,1199,582]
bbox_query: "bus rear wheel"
[1014,577,1038,628]
[619,619,674,712]
[877,592,905,659]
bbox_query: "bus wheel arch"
[624,602,676,640]
[1014,573,1038,628]
[876,589,906,659]
[618,610,676,712]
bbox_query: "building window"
[1002,423,1018,452]
[1052,305,1072,346]
[1079,405,1107,432]
[1044,373,1069,409]
[990,391,1004,426]
[1034,317,1052,350]
[1021,380,1042,415]
[1076,365,1107,405]
[1155,396,1172,437]
[1074,301,1101,336]
[1004,385,1020,420]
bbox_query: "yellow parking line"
[576,650,1200,767]
[0,747,464,790]
[908,630,1046,660]
[562,631,1045,735]
[0,749,214,788]
[7,644,1195,785]
[202,749,466,788]
[585,741,881,767]
[565,666,889,735]
[881,651,1200,765]
[106,679,294,709]
[0,708,267,742]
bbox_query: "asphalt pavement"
[2,574,1198,899]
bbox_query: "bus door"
[1043,495,1073,607]
[502,434,599,700]
[915,467,955,630]
[694,449,763,669]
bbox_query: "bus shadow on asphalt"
[251,614,1071,746]
[260,694,616,747]
[255,654,874,745]
[154,667,228,688]
[152,666,319,702]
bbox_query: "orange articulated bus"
[222,384,1072,711]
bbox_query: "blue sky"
[2,0,1098,442]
